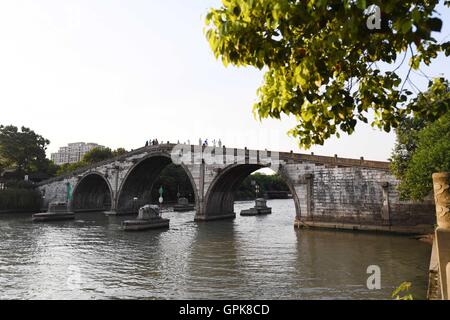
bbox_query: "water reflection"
[293,229,430,299]
[0,200,430,299]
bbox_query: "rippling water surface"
[0,199,431,299]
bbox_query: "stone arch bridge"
[37,144,435,231]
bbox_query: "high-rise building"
[51,142,104,165]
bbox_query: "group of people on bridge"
[199,138,222,148]
[144,138,224,148]
[145,139,162,146]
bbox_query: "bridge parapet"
[38,144,389,187]
[278,152,390,170]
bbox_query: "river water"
[0,199,431,300]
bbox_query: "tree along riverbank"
[0,187,42,213]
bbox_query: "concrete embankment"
[427,237,442,300]
[295,220,434,235]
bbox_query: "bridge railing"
[278,151,390,170]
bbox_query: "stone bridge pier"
[37,144,436,232]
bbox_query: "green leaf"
[400,19,412,33]
[356,0,367,10]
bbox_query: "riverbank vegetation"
[0,125,57,180]
[55,147,128,176]
[235,172,290,200]
[0,125,54,212]
[392,282,414,300]
[150,164,196,203]
[390,81,449,200]
[0,181,42,213]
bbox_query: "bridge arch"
[72,172,113,212]
[116,152,199,214]
[202,163,301,220]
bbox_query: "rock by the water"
[137,204,160,220]
[173,197,195,212]
[122,204,169,231]
[32,202,75,222]
[240,198,272,216]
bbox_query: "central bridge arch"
[116,152,199,214]
[202,163,301,220]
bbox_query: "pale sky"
[0,1,449,162]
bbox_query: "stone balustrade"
[432,172,450,300]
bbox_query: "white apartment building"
[51,142,104,165]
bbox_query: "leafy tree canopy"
[0,125,50,176]
[390,79,449,199]
[389,115,428,179]
[151,164,195,203]
[392,110,450,200]
[82,147,114,164]
[56,147,128,176]
[205,0,450,147]
[82,147,128,164]
[113,148,127,157]
[55,161,88,176]
[235,172,289,199]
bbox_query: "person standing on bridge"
[218,139,222,148]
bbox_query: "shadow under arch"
[72,172,113,212]
[116,152,199,214]
[203,163,301,219]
